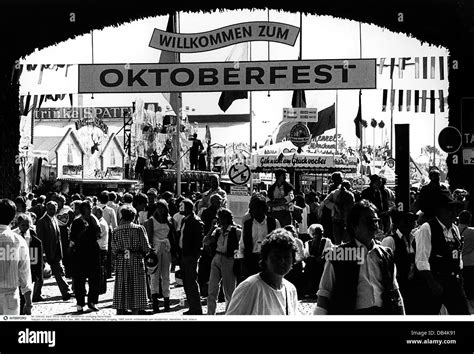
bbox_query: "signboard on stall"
[63,165,83,177]
[78,59,377,93]
[289,123,311,148]
[230,185,249,196]
[149,21,300,53]
[251,153,358,173]
[33,107,132,120]
[283,108,318,122]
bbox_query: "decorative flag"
[390,89,396,111]
[406,90,412,111]
[291,88,306,108]
[37,95,45,110]
[160,14,180,115]
[430,57,436,79]
[65,64,73,77]
[439,90,445,112]
[26,64,37,71]
[20,94,31,116]
[398,89,404,111]
[398,58,404,78]
[354,91,363,140]
[307,104,335,137]
[415,90,420,112]
[10,64,23,84]
[439,56,445,80]
[390,58,395,79]
[382,89,388,112]
[422,57,428,79]
[430,90,435,114]
[218,42,249,112]
[69,93,74,107]
[379,58,385,74]
[415,58,420,79]
[421,90,427,112]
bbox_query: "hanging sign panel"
[78,59,376,94]
[149,21,300,53]
[283,107,318,122]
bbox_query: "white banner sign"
[78,59,377,93]
[149,21,300,53]
[283,107,318,122]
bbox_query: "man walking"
[34,201,72,302]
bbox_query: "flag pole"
[249,41,253,194]
[175,11,182,197]
[335,90,338,153]
[358,22,364,173]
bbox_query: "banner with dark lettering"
[78,59,377,93]
[33,107,132,120]
[149,21,300,53]
[251,152,358,173]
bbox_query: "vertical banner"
[430,56,436,79]
[382,89,388,112]
[415,57,420,79]
[415,90,420,112]
[439,90,445,112]
[395,124,410,212]
[390,89,396,111]
[390,58,395,79]
[421,90,427,112]
[439,56,445,80]
[422,57,428,79]
[406,90,412,112]
[379,58,385,74]
[398,58,404,78]
[398,89,404,111]
[430,90,435,114]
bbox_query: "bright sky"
[20,9,449,158]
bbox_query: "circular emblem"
[229,163,251,185]
[438,126,462,154]
[386,158,396,169]
[289,123,311,148]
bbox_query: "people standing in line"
[92,206,110,297]
[226,229,299,315]
[381,210,418,314]
[34,201,72,302]
[178,198,205,315]
[458,210,474,313]
[146,188,159,219]
[198,194,223,297]
[197,174,228,214]
[415,166,450,220]
[116,193,134,225]
[70,201,101,312]
[205,208,241,315]
[144,200,177,313]
[0,199,33,315]
[12,213,42,315]
[111,205,151,315]
[190,133,204,171]
[107,192,119,214]
[267,168,295,228]
[314,200,405,315]
[237,195,280,282]
[413,194,470,314]
[52,194,75,279]
[322,180,355,245]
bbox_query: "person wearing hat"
[381,210,418,314]
[267,168,295,228]
[413,193,470,314]
[415,166,450,220]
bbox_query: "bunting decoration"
[376,56,448,80]
[381,89,448,113]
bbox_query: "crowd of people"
[1,166,473,316]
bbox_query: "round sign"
[289,123,311,148]
[229,163,251,185]
[438,126,462,154]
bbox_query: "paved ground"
[29,270,318,319]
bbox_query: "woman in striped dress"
[111,204,151,315]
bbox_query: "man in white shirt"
[0,199,33,315]
[314,200,404,315]
[413,194,469,314]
